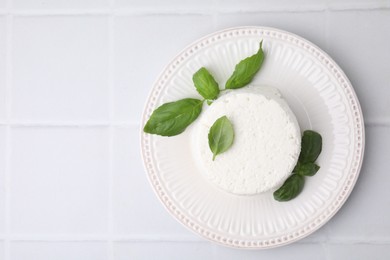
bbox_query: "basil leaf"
[274,131,322,202]
[225,41,264,89]
[294,162,320,177]
[208,116,234,160]
[273,174,305,202]
[292,161,301,173]
[299,130,322,163]
[193,67,220,100]
[143,98,203,136]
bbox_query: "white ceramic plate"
[140,27,365,249]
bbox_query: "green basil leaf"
[143,98,203,136]
[299,130,322,163]
[193,67,220,100]
[208,116,234,160]
[294,162,320,177]
[225,41,264,89]
[273,174,305,202]
[292,161,301,173]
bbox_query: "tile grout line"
[0,120,387,127]
[0,5,389,16]
[211,0,218,31]
[0,234,390,245]
[0,121,139,127]
[107,1,115,258]
[4,129,10,259]
[324,7,329,51]
[4,0,13,256]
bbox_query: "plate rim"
[140,26,365,249]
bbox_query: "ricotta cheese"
[192,85,301,195]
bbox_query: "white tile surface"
[216,0,327,11]
[12,16,109,122]
[113,242,330,260]
[326,0,390,9]
[215,12,326,47]
[114,0,214,10]
[326,244,390,259]
[0,127,6,234]
[326,10,390,122]
[215,0,390,10]
[0,242,4,259]
[10,242,107,260]
[214,243,327,260]
[13,0,108,9]
[0,0,388,258]
[112,126,198,238]
[113,15,214,123]
[113,242,213,260]
[0,16,6,121]
[9,127,109,234]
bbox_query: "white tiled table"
[0,0,389,259]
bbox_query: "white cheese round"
[191,85,301,195]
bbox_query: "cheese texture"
[192,85,301,195]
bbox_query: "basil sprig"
[299,130,323,163]
[274,130,322,202]
[144,40,265,137]
[208,116,234,160]
[273,174,304,202]
[193,67,220,100]
[143,98,203,136]
[225,41,264,89]
[293,162,320,177]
